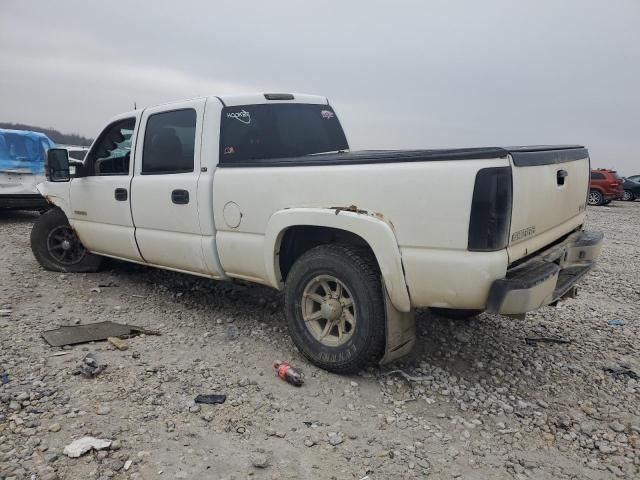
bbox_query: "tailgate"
[507,146,589,263]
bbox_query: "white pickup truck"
[32,93,603,373]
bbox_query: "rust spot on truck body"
[331,205,368,216]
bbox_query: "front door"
[68,115,143,262]
[130,100,209,275]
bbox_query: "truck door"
[130,100,210,275]
[68,115,143,261]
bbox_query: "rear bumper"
[486,229,603,315]
[0,194,49,210]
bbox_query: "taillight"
[468,167,513,251]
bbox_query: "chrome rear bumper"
[486,230,603,315]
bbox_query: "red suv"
[589,169,624,206]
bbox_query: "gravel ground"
[1,202,638,480]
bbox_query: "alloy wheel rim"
[46,225,87,265]
[588,192,600,205]
[302,274,356,347]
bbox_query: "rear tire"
[30,208,103,273]
[622,190,635,201]
[587,190,603,206]
[285,244,386,374]
[430,307,482,321]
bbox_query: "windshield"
[219,103,348,164]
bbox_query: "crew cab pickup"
[32,93,603,373]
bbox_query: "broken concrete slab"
[41,321,159,347]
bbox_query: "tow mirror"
[45,148,71,182]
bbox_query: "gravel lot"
[1,202,638,480]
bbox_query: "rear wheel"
[30,208,103,273]
[622,190,635,201]
[587,190,603,206]
[285,244,386,373]
[430,307,482,320]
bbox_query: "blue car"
[0,129,56,209]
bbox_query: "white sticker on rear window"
[226,110,251,124]
[321,110,334,119]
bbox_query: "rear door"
[507,147,590,262]
[130,100,210,274]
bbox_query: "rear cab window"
[219,104,348,164]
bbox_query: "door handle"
[114,188,128,201]
[557,169,568,186]
[171,189,189,204]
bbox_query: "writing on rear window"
[226,110,251,125]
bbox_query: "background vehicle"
[626,174,640,183]
[622,178,640,201]
[59,145,89,162]
[589,169,623,206]
[0,128,55,209]
[31,93,603,373]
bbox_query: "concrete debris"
[63,437,112,458]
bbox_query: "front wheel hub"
[46,225,87,265]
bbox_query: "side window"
[142,109,196,174]
[591,172,605,180]
[86,118,135,176]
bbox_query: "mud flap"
[379,286,416,364]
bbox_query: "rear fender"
[264,207,412,313]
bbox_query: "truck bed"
[218,145,586,168]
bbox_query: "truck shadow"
[0,209,40,225]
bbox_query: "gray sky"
[1,0,639,173]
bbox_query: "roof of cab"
[106,93,329,124]
[216,93,328,107]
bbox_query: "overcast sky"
[1,0,638,173]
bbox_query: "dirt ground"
[1,202,639,480]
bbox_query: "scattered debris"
[0,372,9,385]
[603,366,639,379]
[107,336,128,351]
[194,394,226,405]
[0,308,12,317]
[384,369,434,382]
[63,436,112,458]
[607,319,625,327]
[72,353,106,378]
[90,287,101,294]
[49,351,72,357]
[273,361,304,386]
[42,321,159,347]
[124,460,132,471]
[524,336,571,345]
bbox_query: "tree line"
[0,122,93,146]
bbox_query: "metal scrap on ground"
[194,394,227,405]
[41,321,159,347]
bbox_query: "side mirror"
[45,148,71,182]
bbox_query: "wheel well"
[278,226,376,282]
